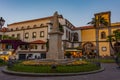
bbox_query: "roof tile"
[30,40,46,44]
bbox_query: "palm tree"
[88,15,108,57]
[88,16,108,27]
[98,16,108,27]
[107,29,120,66]
[87,18,97,27]
[107,29,120,54]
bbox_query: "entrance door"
[41,53,46,59]
[19,54,26,60]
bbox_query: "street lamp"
[0,17,5,29]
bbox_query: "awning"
[17,51,46,54]
[29,40,46,44]
[0,40,28,44]
[0,40,28,52]
[65,49,82,52]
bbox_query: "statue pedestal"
[47,31,64,60]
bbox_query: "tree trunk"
[96,28,99,56]
[109,40,115,53]
[108,26,114,56]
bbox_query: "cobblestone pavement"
[0,63,120,80]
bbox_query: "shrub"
[0,58,4,63]
[8,63,100,73]
[65,52,72,58]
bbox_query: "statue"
[52,11,60,32]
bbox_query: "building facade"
[79,11,120,57]
[0,11,120,60]
[0,13,81,60]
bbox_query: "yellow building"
[79,11,120,57]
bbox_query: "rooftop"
[8,15,63,26]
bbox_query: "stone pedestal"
[47,11,64,60]
[47,31,64,60]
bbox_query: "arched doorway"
[83,42,96,58]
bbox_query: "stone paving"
[0,63,120,80]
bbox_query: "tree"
[107,29,120,67]
[88,16,108,56]
[87,18,97,27]
[99,16,108,27]
[59,23,64,32]
[46,39,49,51]
[107,29,120,54]
[2,35,19,40]
[87,16,108,27]
[65,52,72,58]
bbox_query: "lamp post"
[0,17,5,29]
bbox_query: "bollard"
[51,64,57,70]
[7,59,14,68]
[95,62,101,67]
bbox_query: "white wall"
[4,27,48,42]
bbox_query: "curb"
[2,67,105,77]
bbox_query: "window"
[27,26,30,29]
[11,28,13,31]
[33,25,37,28]
[66,30,68,38]
[41,45,45,49]
[16,28,18,30]
[6,44,13,49]
[102,47,107,51]
[71,33,72,41]
[17,33,20,39]
[69,31,71,41]
[20,45,28,50]
[21,27,24,30]
[35,45,37,49]
[40,24,43,27]
[27,54,33,58]
[32,32,36,38]
[73,32,78,41]
[12,34,15,37]
[25,33,29,39]
[101,31,106,39]
[40,31,44,37]
[30,45,37,49]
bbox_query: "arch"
[83,42,95,47]
[82,42,96,58]
[40,24,44,27]
[101,31,106,39]
[73,32,78,41]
